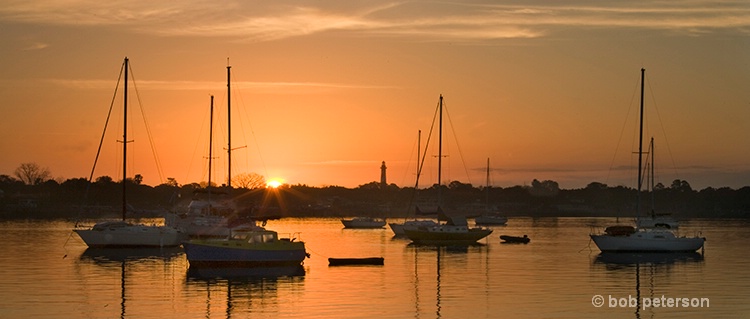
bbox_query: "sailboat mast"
[122,57,129,221]
[486,158,490,187]
[227,65,232,188]
[438,95,443,186]
[637,68,645,216]
[486,157,490,210]
[417,130,421,187]
[208,95,214,197]
[650,137,655,218]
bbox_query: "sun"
[266,179,283,189]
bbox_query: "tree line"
[1,162,749,219]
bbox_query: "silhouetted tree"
[14,162,51,185]
[133,174,143,185]
[233,172,266,189]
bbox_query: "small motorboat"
[500,234,530,244]
[328,257,385,266]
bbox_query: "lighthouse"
[380,161,387,187]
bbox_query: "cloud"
[22,42,49,51]
[45,78,396,92]
[2,1,748,42]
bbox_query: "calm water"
[0,217,748,318]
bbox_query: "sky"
[1,0,749,190]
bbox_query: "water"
[0,218,748,318]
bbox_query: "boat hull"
[590,234,704,252]
[389,220,439,236]
[183,241,307,268]
[74,225,186,248]
[404,228,493,245]
[500,235,530,244]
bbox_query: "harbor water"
[0,217,747,318]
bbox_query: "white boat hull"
[590,230,704,252]
[75,222,186,248]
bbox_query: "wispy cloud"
[1,1,748,42]
[45,78,394,92]
[22,42,49,51]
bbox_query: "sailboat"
[590,69,705,253]
[389,130,438,236]
[403,95,493,245]
[74,57,186,248]
[165,65,259,237]
[636,138,679,229]
[474,158,508,225]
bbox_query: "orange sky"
[1,1,749,190]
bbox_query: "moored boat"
[404,215,492,245]
[475,214,508,226]
[73,57,185,248]
[183,227,308,268]
[589,69,704,253]
[500,234,530,244]
[402,95,492,245]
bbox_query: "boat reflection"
[594,252,704,266]
[78,247,184,265]
[409,241,489,318]
[186,265,305,281]
[76,247,183,319]
[185,265,305,318]
[592,252,704,319]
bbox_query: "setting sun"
[266,179,283,188]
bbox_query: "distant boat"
[183,226,308,268]
[403,95,492,245]
[589,69,704,253]
[500,234,530,244]
[74,57,186,248]
[474,214,508,226]
[474,158,508,226]
[342,217,387,229]
[636,214,679,229]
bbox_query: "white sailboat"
[74,57,186,248]
[590,69,704,252]
[404,95,493,245]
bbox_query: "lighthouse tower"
[380,161,387,187]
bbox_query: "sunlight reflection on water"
[0,218,747,318]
